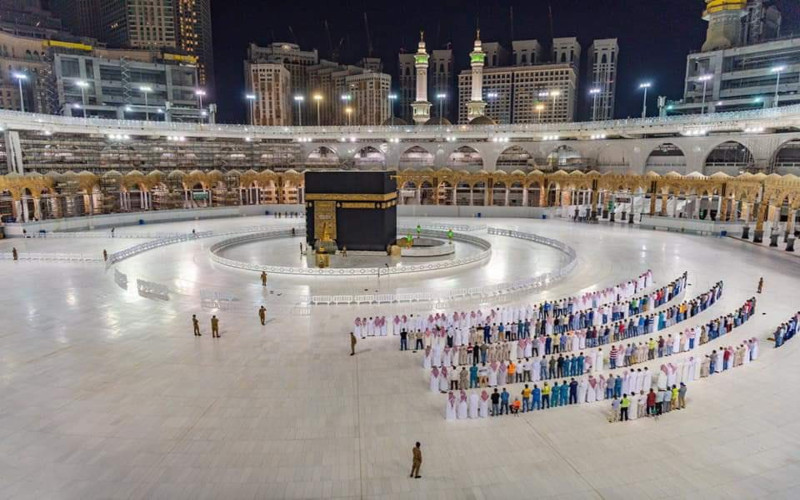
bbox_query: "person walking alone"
[192,314,201,336]
[350,332,357,356]
[410,442,422,478]
[258,306,266,326]
[757,277,764,294]
[211,315,220,338]
[261,271,268,287]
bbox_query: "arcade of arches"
[2,169,800,239]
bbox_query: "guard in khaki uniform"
[350,332,357,356]
[258,306,266,326]
[261,271,268,287]
[192,314,201,336]
[211,315,220,338]
[410,442,422,478]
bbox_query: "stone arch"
[645,143,687,174]
[770,138,800,175]
[496,146,533,172]
[448,146,483,171]
[547,145,585,170]
[399,145,435,169]
[703,141,755,175]
[306,146,340,167]
[353,146,386,169]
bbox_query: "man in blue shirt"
[532,384,541,410]
[500,388,510,415]
[551,382,560,407]
[559,381,569,406]
[569,378,578,405]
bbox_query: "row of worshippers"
[422,280,722,373]
[773,311,799,348]
[354,270,654,338]
[612,337,760,422]
[432,296,757,396]
[446,337,759,421]
[413,271,689,357]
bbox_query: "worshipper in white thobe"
[430,367,440,393]
[643,367,653,393]
[630,392,640,420]
[469,391,480,419]
[597,375,607,401]
[488,362,498,387]
[439,367,450,393]
[457,390,469,419]
[479,390,490,418]
[446,392,456,420]
[657,365,668,390]
[423,346,432,369]
[587,377,597,403]
[750,338,759,360]
[577,378,589,404]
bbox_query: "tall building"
[587,38,618,120]
[247,42,319,125]
[99,0,177,50]
[175,0,214,95]
[458,63,577,124]
[741,0,781,45]
[0,0,64,38]
[482,42,509,68]
[358,57,382,72]
[53,45,204,121]
[49,0,103,39]
[0,29,53,113]
[397,52,415,123]
[342,71,391,126]
[512,40,542,66]
[429,48,453,121]
[670,1,797,114]
[552,37,581,77]
[244,61,291,126]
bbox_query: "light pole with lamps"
[535,103,545,123]
[589,87,600,121]
[697,74,712,114]
[76,80,89,118]
[195,89,206,121]
[13,72,27,112]
[293,95,304,126]
[639,82,652,118]
[436,93,447,121]
[388,93,397,126]
[340,94,352,125]
[549,90,561,122]
[537,91,549,122]
[345,106,353,126]
[771,65,786,108]
[139,85,153,121]
[245,93,256,124]
[313,93,323,126]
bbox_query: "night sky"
[210,0,800,124]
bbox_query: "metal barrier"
[0,252,103,263]
[305,228,578,305]
[136,279,170,300]
[209,227,492,277]
[114,269,128,290]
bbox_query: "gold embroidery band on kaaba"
[305,192,398,202]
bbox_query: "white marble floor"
[0,216,799,499]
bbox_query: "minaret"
[411,31,431,125]
[467,29,487,122]
[701,0,747,52]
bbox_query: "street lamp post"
[771,65,786,108]
[589,87,600,121]
[340,94,352,125]
[76,80,89,118]
[245,93,256,124]
[139,85,153,121]
[550,90,561,122]
[195,89,206,121]
[535,103,545,123]
[698,74,712,114]
[388,93,397,126]
[537,91,549,122]
[13,73,27,113]
[436,93,447,122]
[313,94,323,126]
[294,95,304,126]
[639,82,652,118]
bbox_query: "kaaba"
[305,171,398,252]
